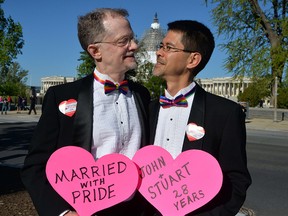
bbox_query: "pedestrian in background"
[17,96,22,113]
[28,95,37,115]
[0,96,3,111]
[7,96,12,111]
[1,97,8,115]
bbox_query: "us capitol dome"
[138,13,166,63]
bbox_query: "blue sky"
[2,0,230,86]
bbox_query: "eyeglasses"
[94,36,135,47]
[157,43,195,53]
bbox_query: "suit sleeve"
[21,87,72,216]
[220,105,251,215]
[195,104,252,216]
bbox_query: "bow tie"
[160,95,188,108]
[159,86,196,108]
[104,80,129,95]
[94,72,129,95]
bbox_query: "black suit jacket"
[21,74,151,216]
[149,84,251,216]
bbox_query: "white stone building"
[40,76,75,95]
[138,13,165,64]
[197,77,252,101]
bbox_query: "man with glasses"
[149,20,251,215]
[22,8,150,216]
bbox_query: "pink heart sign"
[133,146,223,216]
[46,146,139,216]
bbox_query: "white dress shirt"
[154,82,196,158]
[92,69,141,160]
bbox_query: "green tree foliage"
[143,75,165,100]
[76,51,95,78]
[0,62,28,96]
[238,77,271,106]
[129,60,165,100]
[0,0,24,81]
[208,0,287,91]
[278,82,288,108]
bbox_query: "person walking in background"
[17,95,22,113]
[28,94,37,115]
[7,95,12,111]
[1,97,8,114]
[259,99,264,108]
[0,96,3,111]
[149,20,251,215]
[21,8,150,216]
[22,97,27,110]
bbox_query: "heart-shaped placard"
[46,146,139,216]
[186,123,205,141]
[133,146,222,216]
[58,99,77,117]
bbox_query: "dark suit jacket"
[149,84,252,216]
[21,74,151,216]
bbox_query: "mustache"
[125,53,135,57]
[156,58,165,64]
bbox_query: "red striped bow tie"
[94,73,129,95]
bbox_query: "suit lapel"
[72,74,94,150]
[149,100,160,144]
[131,88,148,147]
[182,84,206,151]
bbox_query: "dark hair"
[167,20,215,76]
[77,8,129,51]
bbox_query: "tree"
[208,0,287,102]
[0,62,28,96]
[277,79,288,108]
[278,86,288,108]
[238,76,271,106]
[128,59,166,100]
[76,51,95,78]
[143,75,165,100]
[0,0,24,82]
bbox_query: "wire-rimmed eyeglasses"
[94,36,135,47]
[157,43,195,53]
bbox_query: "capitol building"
[138,13,165,63]
[40,76,75,95]
[197,77,251,101]
[40,14,251,102]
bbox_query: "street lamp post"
[273,76,278,122]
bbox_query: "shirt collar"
[164,82,196,100]
[93,68,125,84]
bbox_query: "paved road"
[0,122,37,167]
[244,130,288,216]
[0,111,39,194]
[0,121,37,194]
